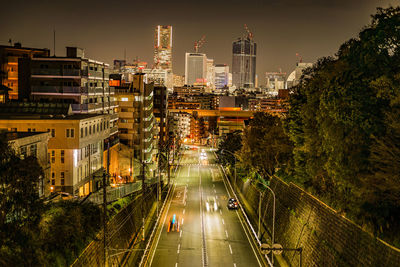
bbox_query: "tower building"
[185,53,207,85]
[232,35,256,89]
[154,25,172,71]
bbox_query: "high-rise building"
[154,25,172,71]
[185,53,207,85]
[0,43,50,100]
[206,58,215,91]
[232,38,256,89]
[214,64,229,91]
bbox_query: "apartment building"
[0,43,50,100]
[6,131,51,196]
[0,103,111,196]
[115,73,155,164]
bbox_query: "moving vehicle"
[206,196,218,212]
[167,214,180,232]
[227,198,238,210]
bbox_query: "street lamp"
[221,149,237,187]
[255,179,276,265]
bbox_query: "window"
[66,128,75,138]
[61,179,65,186]
[28,128,31,132]
[81,128,83,138]
[30,144,37,157]
[51,129,55,137]
[51,179,55,185]
[85,127,88,136]
[89,125,92,135]
[61,150,64,163]
[60,172,64,178]
[70,129,74,137]
[52,157,55,164]
[20,146,27,159]
[52,172,55,179]
[121,97,128,102]
[100,122,103,131]
[97,123,99,132]
[66,129,70,137]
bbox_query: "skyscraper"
[214,64,229,90]
[185,53,207,85]
[232,38,256,89]
[154,25,172,71]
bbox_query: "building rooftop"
[4,131,49,141]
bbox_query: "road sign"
[260,243,271,254]
[272,244,283,255]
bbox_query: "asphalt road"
[148,146,264,267]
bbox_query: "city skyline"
[0,0,397,80]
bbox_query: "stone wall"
[232,175,400,266]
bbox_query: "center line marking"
[182,218,184,225]
[180,230,183,237]
[234,264,237,267]
[176,263,178,267]
[183,209,185,215]
[220,209,222,215]
[177,244,181,253]
[225,230,229,238]
[222,219,225,225]
[229,244,233,254]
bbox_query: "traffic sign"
[260,243,271,255]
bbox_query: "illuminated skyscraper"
[232,38,256,88]
[154,25,172,71]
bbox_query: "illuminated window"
[121,97,128,102]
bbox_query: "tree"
[240,112,293,180]
[216,130,242,166]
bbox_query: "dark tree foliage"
[286,6,400,244]
[0,136,102,266]
[240,112,293,180]
[216,130,242,166]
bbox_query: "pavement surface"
[147,146,265,267]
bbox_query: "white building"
[185,53,207,85]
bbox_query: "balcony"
[31,86,88,94]
[110,126,118,135]
[71,103,89,113]
[31,68,82,77]
[109,101,118,108]
[110,113,119,121]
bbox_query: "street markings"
[225,230,229,238]
[177,244,181,254]
[183,209,185,215]
[229,244,233,254]
[222,218,225,225]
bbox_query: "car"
[227,198,238,210]
[167,214,180,232]
[206,196,218,212]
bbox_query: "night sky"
[0,0,397,83]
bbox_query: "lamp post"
[256,179,275,265]
[222,149,237,187]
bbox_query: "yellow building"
[0,110,110,196]
[0,43,50,100]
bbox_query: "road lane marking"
[180,230,182,238]
[229,244,233,254]
[175,263,178,267]
[182,218,184,225]
[234,264,237,267]
[220,209,222,215]
[222,218,225,225]
[177,244,181,253]
[225,230,229,238]
[183,209,185,215]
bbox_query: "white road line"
[225,230,229,238]
[229,244,233,254]
[183,209,185,215]
[175,263,178,267]
[188,165,190,177]
[222,218,225,225]
[234,264,237,267]
[182,218,184,225]
[220,209,222,215]
[177,244,181,253]
[180,230,183,238]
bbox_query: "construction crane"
[194,35,206,53]
[244,24,253,41]
[296,53,303,63]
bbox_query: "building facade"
[0,111,111,196]
[185,53,207,85]
[214,64,229,92]
[6,131,51,196]
[154,25,173,71]
[265,72,286,92]
[232,38,257,89]
[0,43,49,100]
